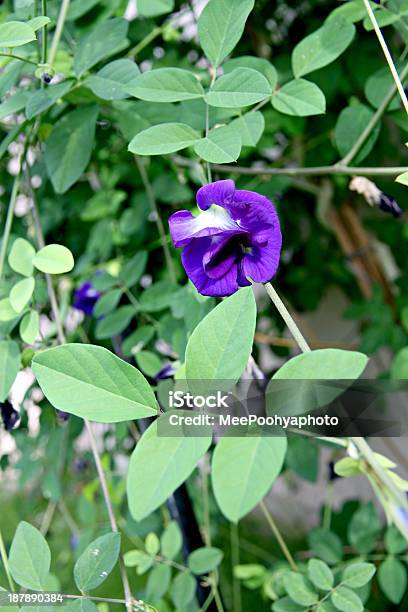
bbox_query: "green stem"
[263,282,311,353]
[339,60,408,166]
[41,0,48,64]
[362,0,408,114]
[0,525,15,592]
[0,171,21,286]
[204,70,217,183]
[175,156,407,177]
[127,27,164,58]
[0,52,37,65]
[230,522,242,612]
[259,501,298,571]
[48,0,71,69]
[135,156,177,283]
[322,482,333,530]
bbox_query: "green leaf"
[348,503,380,554]
[146,564,172,601]
[127,412,212,520]
[286,437,318,482]
[126,68,204,103]
[224,56,277,88]
[198,0,255,67]
[128,123,200,155]
[136,351,162,377]
[74,533,121,592]
[307,559,334,591]
[119,251,148,287]
[292,18,355,78]
[0,91,29,121]
[331,586,363,612]
[8,238,36,277]
[0,298,19,322]
[145,532,160,556]
[0,340,20,402]
[283,572,318,606]
[170,571,196,608]
[272,79,326,116]
[44,105,99,194]
[27,16,51,31]
[19,310,40,344]
[341,562,375,588]
[185,287,256,383]
[334,104,380,164]
[9,277,35,313]
[64,599,98,612]
[92,289,122,318]
[334,457,361,477]
[212,436,287,522]
[33,244,74,274]
[308,528,343,565]
[365,66,401,111]
[396,170,408,187]
[188,547,223,575]
[230,111,265,146]
[87,59,140,101]
[32,343,158,422]
[205,68,271,108]
[272,348,368,380]
[391,346,408,379]
[26,80,72,119]
[122,326,155,357]
[0,21,36,48]
[139,281,177,312]
[138,0,174,17]
[194,125,242,163]
[9,522,51,590]
[378,557,407,604]
[272,597,308,611]
[74,17,129,77]
[161,521,183,560]
[95,305,135,339]
[385,525,408,554]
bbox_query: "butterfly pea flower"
[169,180,282,297]
[73,281,101,316]
[0,400,20,431]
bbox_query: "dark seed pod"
[378,193,404,218]
[0,400,20,431]
[56,409,70,422]
[42,73,52,84]
[328,461,340,481]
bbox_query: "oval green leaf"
[128,123,200,155]
[33,244,74,274]
[32,343,158,422]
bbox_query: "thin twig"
[0,53,37,65]
[0,168,21,285]
[0,525,15,592]
[259,501,298,571]
[263,283,311,353]
[134,156,177,282]
[339,61,408,166]
[172,155,406,177]
[48,0,71,68]
[362,0,408,114]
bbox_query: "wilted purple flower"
[0,400,20,431]
[154,363,176,380]
[391,493,408,540]
[73,281,101,316]
[169,180,282,297]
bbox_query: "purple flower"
[154,363,176,380]
[169,180,282,297]
[73,281,101,316]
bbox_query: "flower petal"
[169,206,242,248]
[196,179,235,211]
[182,238,239,297]
[203,235,240,279]
[243,236,282,283]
